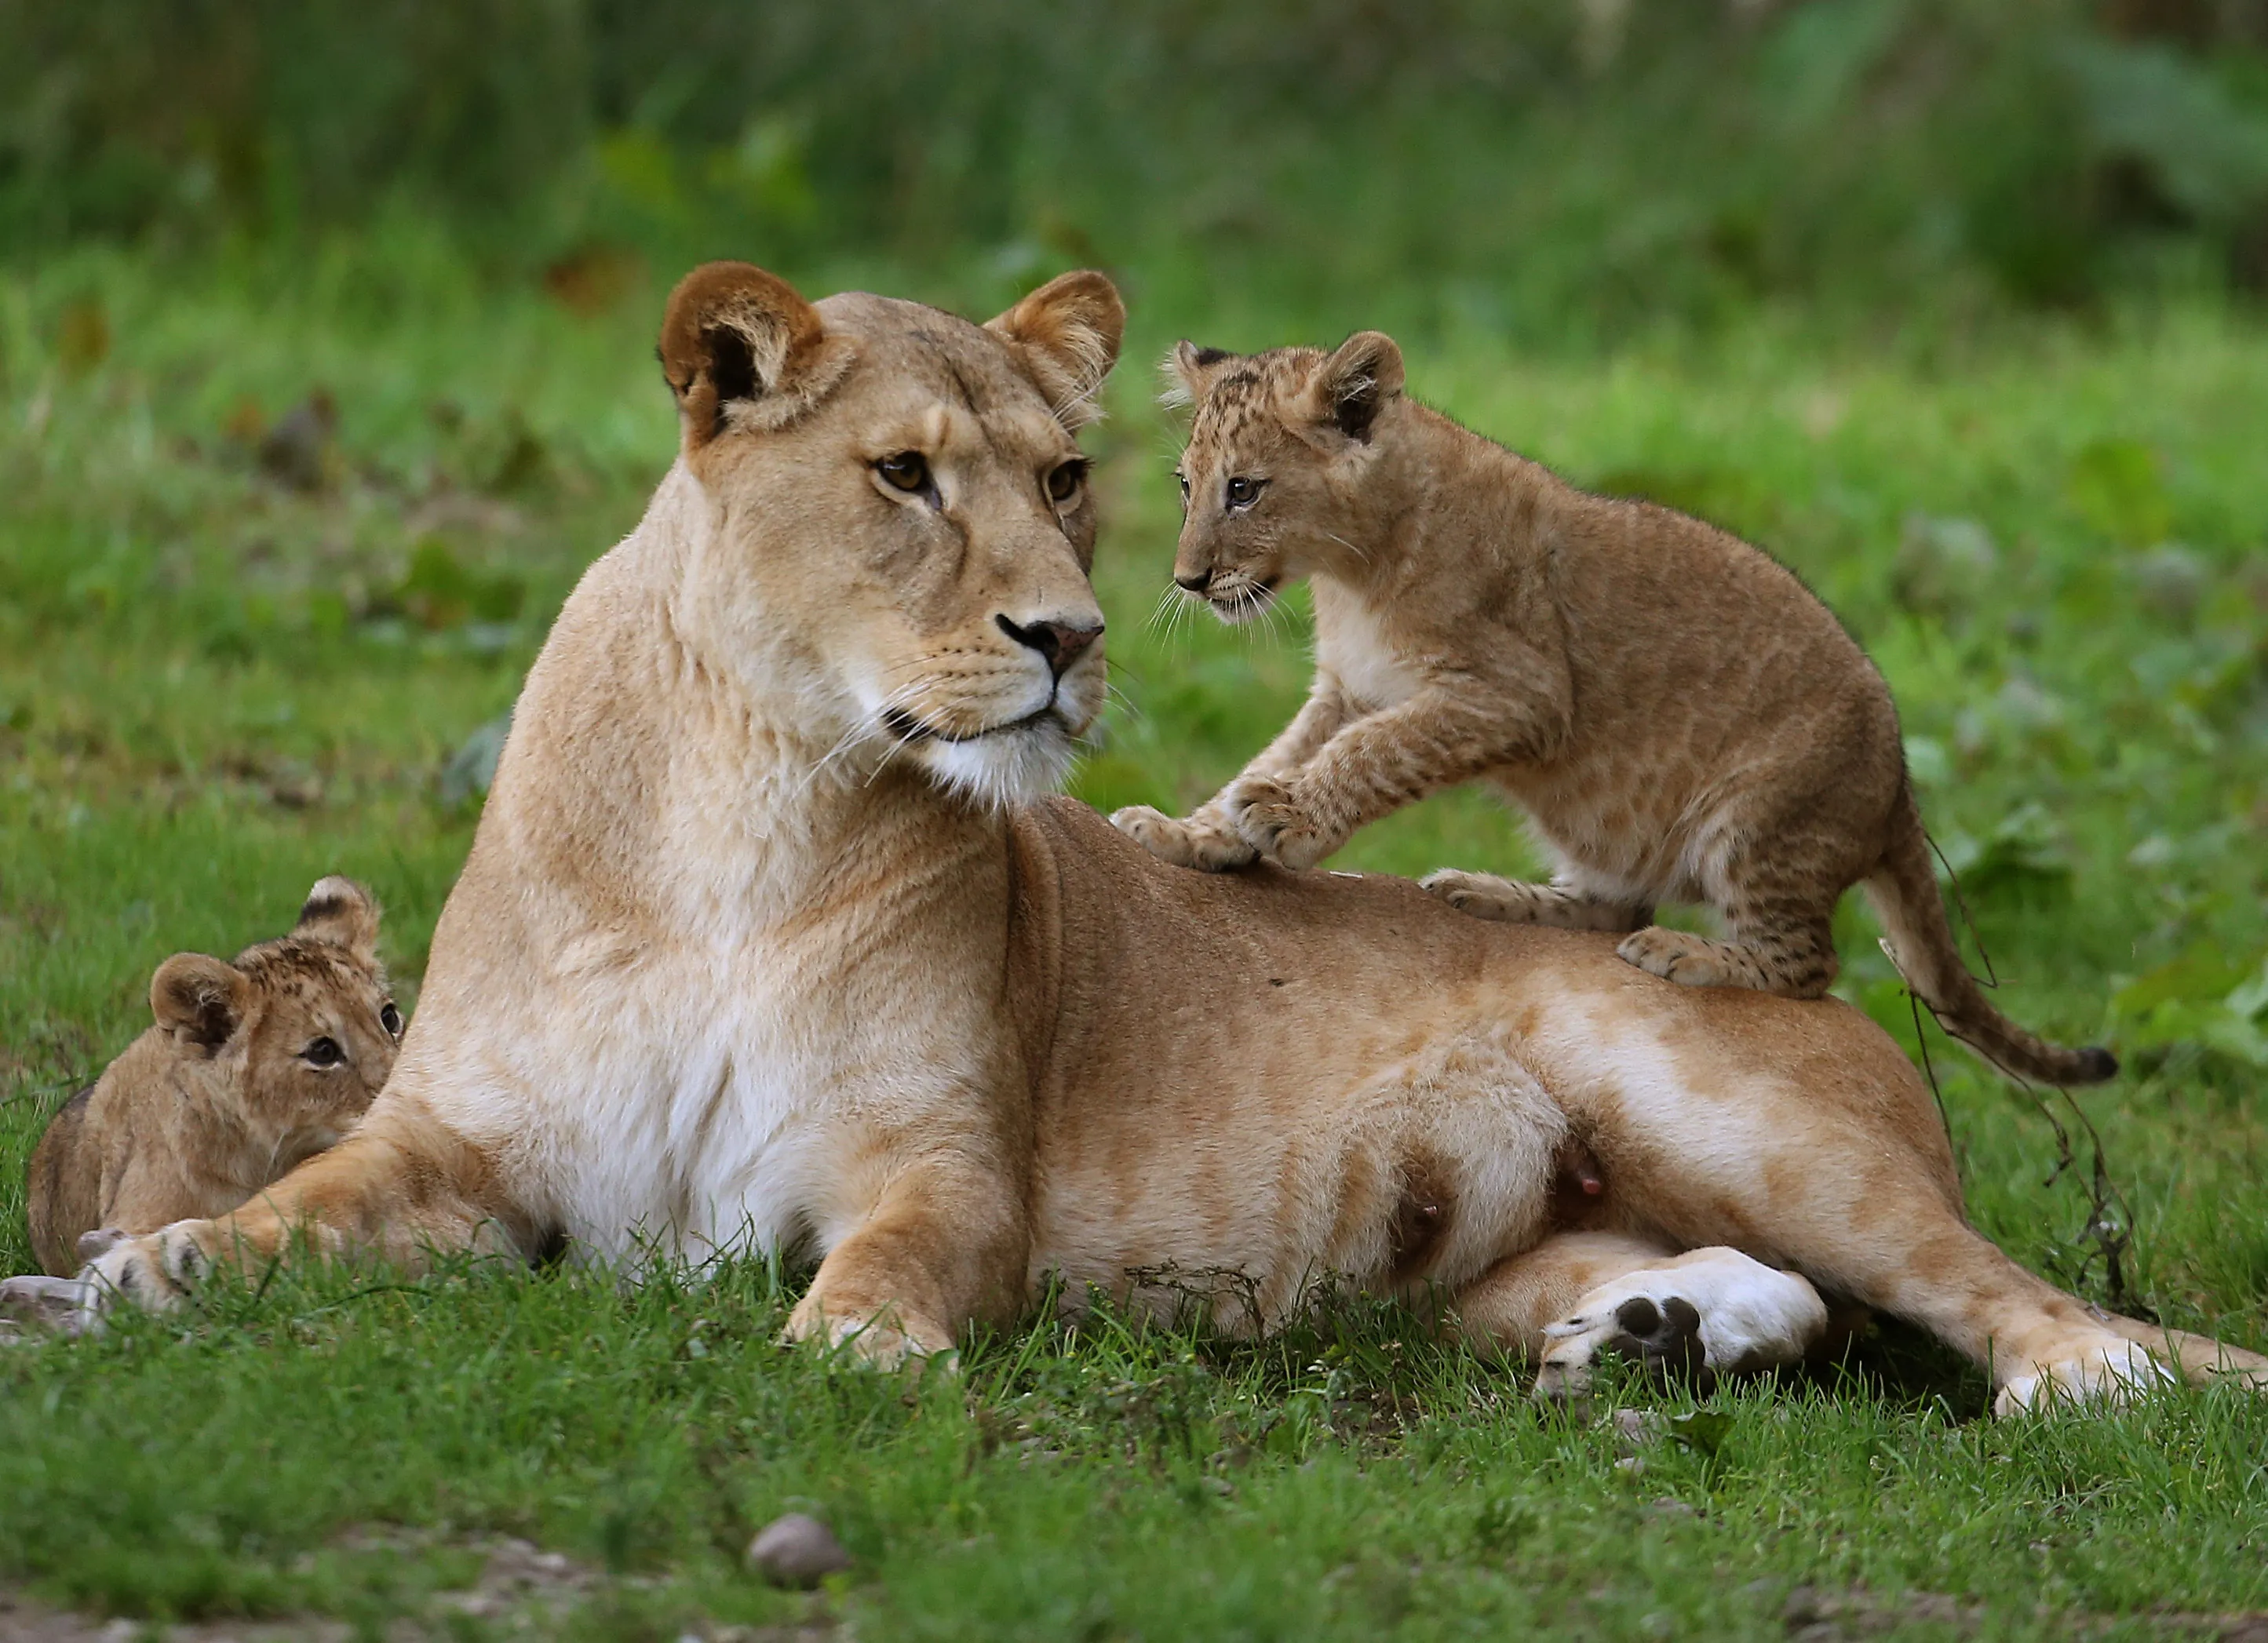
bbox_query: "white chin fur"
[913,720,1081,811]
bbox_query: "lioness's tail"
[1862,781,2117,1087]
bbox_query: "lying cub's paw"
[0,1274,101,1340]
[1110,805,1257,872]
[1994,1335,2175,1418]
[1222,775,1343,871]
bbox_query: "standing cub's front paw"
[1221,775,1344,871]
[1110,804,1259,872]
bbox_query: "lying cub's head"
[1165,331,1408,622]
[657,261,1125,807]
[151,876,403,1153]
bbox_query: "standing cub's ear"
[151,953,253,1050]
[294,875,381,960]
[658,261,847,452]
[986,271,1126,431]
[1296,330,1405,443]
[1161,341,1235,410]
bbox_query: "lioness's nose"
[1172,571,1209,592]
[997,614,1103,677]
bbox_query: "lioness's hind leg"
[1422,870,1650,932]
[1617,907,1838,999]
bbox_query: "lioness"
[9,265,2259,1415]
[24,877,402,1276]
[1112,333,2113,1089]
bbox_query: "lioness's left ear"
[986,271,1126,431]
[1297,330,1405,443]
[294,875,380,961]
[658,261,844,452]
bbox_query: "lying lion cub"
[24,877,402,1276]
[1114,333,2113,1090]
[12,264,2258,1418]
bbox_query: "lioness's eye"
[877,451,931,493]
[302,1036,345,1069]
[1225,475,1263,508]
[380,1001,403,1040]
[1045,460,1087,503]
[1176,472,1191,502]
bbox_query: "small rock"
[746,1512,851,1589]
[1613,1456,1646,1477]
[1612,1408,1663,1455]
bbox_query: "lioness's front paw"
[1532,1249,1827,1406]
[783,1295,957,1373]
[1221,775,1343,870]
[1110,804,1257,872]
[0,1274,102,1339]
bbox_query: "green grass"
[3,242,2267,1638]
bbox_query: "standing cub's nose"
[996,614,1103,677]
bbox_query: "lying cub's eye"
[1224,475,1265,509]
[379,1001,403,1040]
[877,451,931,493]
[1045,459,1087,503]
[301,1036,345,1069]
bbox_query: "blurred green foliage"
[8,1,2268,338]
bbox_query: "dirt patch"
[2,1531,838,1641]
[1781,1585,2268,1641]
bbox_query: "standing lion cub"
[24,877,404,1275]
[1112,333,2115,1088]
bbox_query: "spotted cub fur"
[1113,333,2114,1089]
[24,877,403,1275]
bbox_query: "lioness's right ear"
[151,953,252,1050]
[657,261,841,452]
[294,875,380,962]
[1161,341,1234,411]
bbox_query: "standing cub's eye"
[1045,459,1087,503]
[301,1036,345,1069]
[876,451,931,493]
[1224,475,1265,509]
[380,1001,403,1040]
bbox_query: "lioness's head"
[149,876,403,1159]
[658,261,1125,807]
[1165,331,1407,622]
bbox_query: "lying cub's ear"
[1296,330,1405,443]
[986,271,1126,431]
[1161,341,1235,410]
[658,261,842,451]
[294,875,380,960]
[151,953,253,1050]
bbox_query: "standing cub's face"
[657,264,1126,807]
[1167,333,1407,624]
[151,876,405,1161]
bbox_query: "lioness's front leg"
[24,1103,521,1333]
[786,1150,1029,1368]
[1113,679,1348,872]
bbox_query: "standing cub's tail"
[1863,781,2117,1087]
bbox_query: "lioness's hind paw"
[1994,1338,2177,1418]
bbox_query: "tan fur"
[1116,335,2116,1089]
[24,268,2256,1419]
[23,878,402,1276]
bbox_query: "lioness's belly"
[1008,799,1937,1320]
